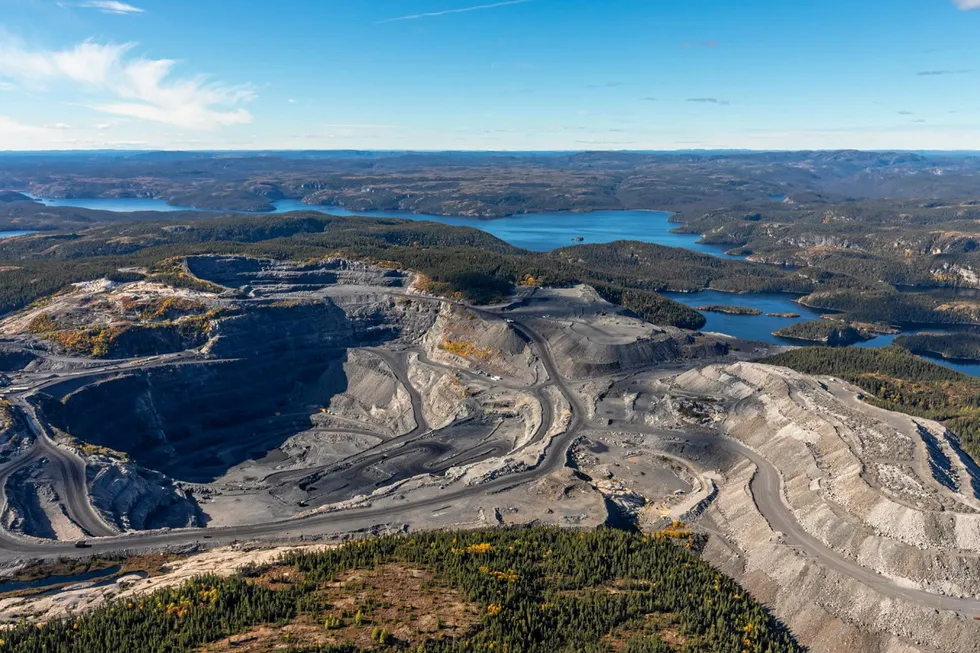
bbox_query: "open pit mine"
[0,256,978,652]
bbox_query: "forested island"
[773,320,875,346]
[696,305,762,316]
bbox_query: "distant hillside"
[0,191,33,203]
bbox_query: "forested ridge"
[893,332,980,363]
[762,346,980,462]
[1,211,974,332]
[0,527,801,653]
[0,213,832,331]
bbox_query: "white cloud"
[0,116,44,137]
[44,122,73,129]
[78,1,145,14]
[377,0,530,24]
[954,0,980,8]
[0,39,254,130]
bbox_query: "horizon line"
[2,148,980,155]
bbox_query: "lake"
[664,289,980,376]
[18,194,980,375]
[25,194,741,256]
[0,230,37,240]
[295,205,744,257]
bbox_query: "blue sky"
[0,0,978,150]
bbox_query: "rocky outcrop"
[1,461,85,540]
[422,304,538,386]
[670,362,980,600]
[320,350,416,437]
[88,461,202,531]
[185,255,409,295]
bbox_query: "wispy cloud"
[897,110,914,115]
[321,123,397,129]
[377,0,529,24]
[917,69,974,75]
[78,1,145,14]
[954,0,980,9]
[0,39,254,130]
[641,96,658,101]
[588,81,629,88]
[687,97,729,105]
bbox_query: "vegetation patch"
[0,213,839,330]
[696,305,763,316]
[894,332,980,363]
[0,527,801,653]
[773,319,876,346]
[203,563,480,652]
[800,290,980,327]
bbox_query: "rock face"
[320,350,417,437]
[1,461,85,541]
[88,462,202,531]
[660,362,980,652]
[185,255,409,295]
[423,303,538,386]
[42,298,426,483]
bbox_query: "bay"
[0,230,37,240]
[17,194,980,375]
[25,194,741,256]
[664,290,980,376]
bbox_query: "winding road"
[0,302,978,617]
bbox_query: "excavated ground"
[7,254,976,652]
[0,257,723,535]
[594,361,980,653]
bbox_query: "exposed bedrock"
[41,299,432,484]
[671,362,980,598]
[1,460,84,541]
[88,462,204,531]
[318,349,417,437]
[185,255,409,294]
[542,321,724,379]
[423,303,539,386]
[205,299,400,359]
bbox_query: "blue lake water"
[27,195,185,212]
[664,290,980,376]
[662,290,825,344]
[26,194,740,256]
[0,231,37,239]
[17,194,980,375]
[284,204,743,257]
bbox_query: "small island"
[894,332,980,362]
[774,319,876,346]
[696,305,763,316]
[571,236,585,242]
[767,312,801,318]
